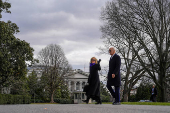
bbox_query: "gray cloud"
[1,0,112,71]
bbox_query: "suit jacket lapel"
[109,54,115,65]
[111,54,116,61]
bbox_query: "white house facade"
[27,65,89,103]
[65,69,89,103]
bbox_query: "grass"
[102,102,170,106]
[31,103,59,104]
[30,102,170,106]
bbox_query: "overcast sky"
[1,0,112,73]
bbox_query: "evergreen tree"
[0,0,34,88]
[27,71,39,99]
[135,83,151,101]
[10,77,29,95]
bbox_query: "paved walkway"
[0,104,170,113]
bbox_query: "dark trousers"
[106,84,120,102]
[150,94,156,102]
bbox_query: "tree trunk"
[160,87,166,102]
[159,80,167,102]
[123,92,128,102]
[123,80,129,102]
[50,91,54,103]
[158,66,167,102]
[128,90,131,101]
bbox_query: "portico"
[65,70,89,103]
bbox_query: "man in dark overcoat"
[150,85,157,102]
[106,47,121,105]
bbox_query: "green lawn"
[31,103,59,104]
[102,102,170,106]
[31,102,170,106]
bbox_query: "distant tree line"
[0,0,72,103]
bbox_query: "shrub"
[31,99,45,103]
[0,94,3,104]
[14,95,23,104]
[0,94,31,104]
[23,95,31,104]
[54,98,62,103]
[54,98,73,104]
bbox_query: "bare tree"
[99,25,146,102]
[38,44,72,103]
[101,0,170,102]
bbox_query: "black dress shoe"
[112,101,116,105]
[95,100,102,105]
[95,101,102,105]
[82,100,89,104]
[112,102,121,105]
[95,102,102,105]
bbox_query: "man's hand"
[112,74,115,78]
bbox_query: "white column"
[74,81,77,91]
[80,81,82,91]
[68,81,71,91]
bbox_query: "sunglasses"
[91,59,96,61]
[109,50,111,52]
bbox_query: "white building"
[130,88,137,95]
[27,65,89,103]
[65,69,89,103]
[27,65,45,80]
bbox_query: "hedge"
[0,94,31,104]
[54,98,73,104]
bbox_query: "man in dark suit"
[106,47,121,105]
[150,85,157,102]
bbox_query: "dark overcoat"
[151,87,158,96]
[87,64,101,97]
[107,54,121,86]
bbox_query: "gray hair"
[109,47,116,52]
